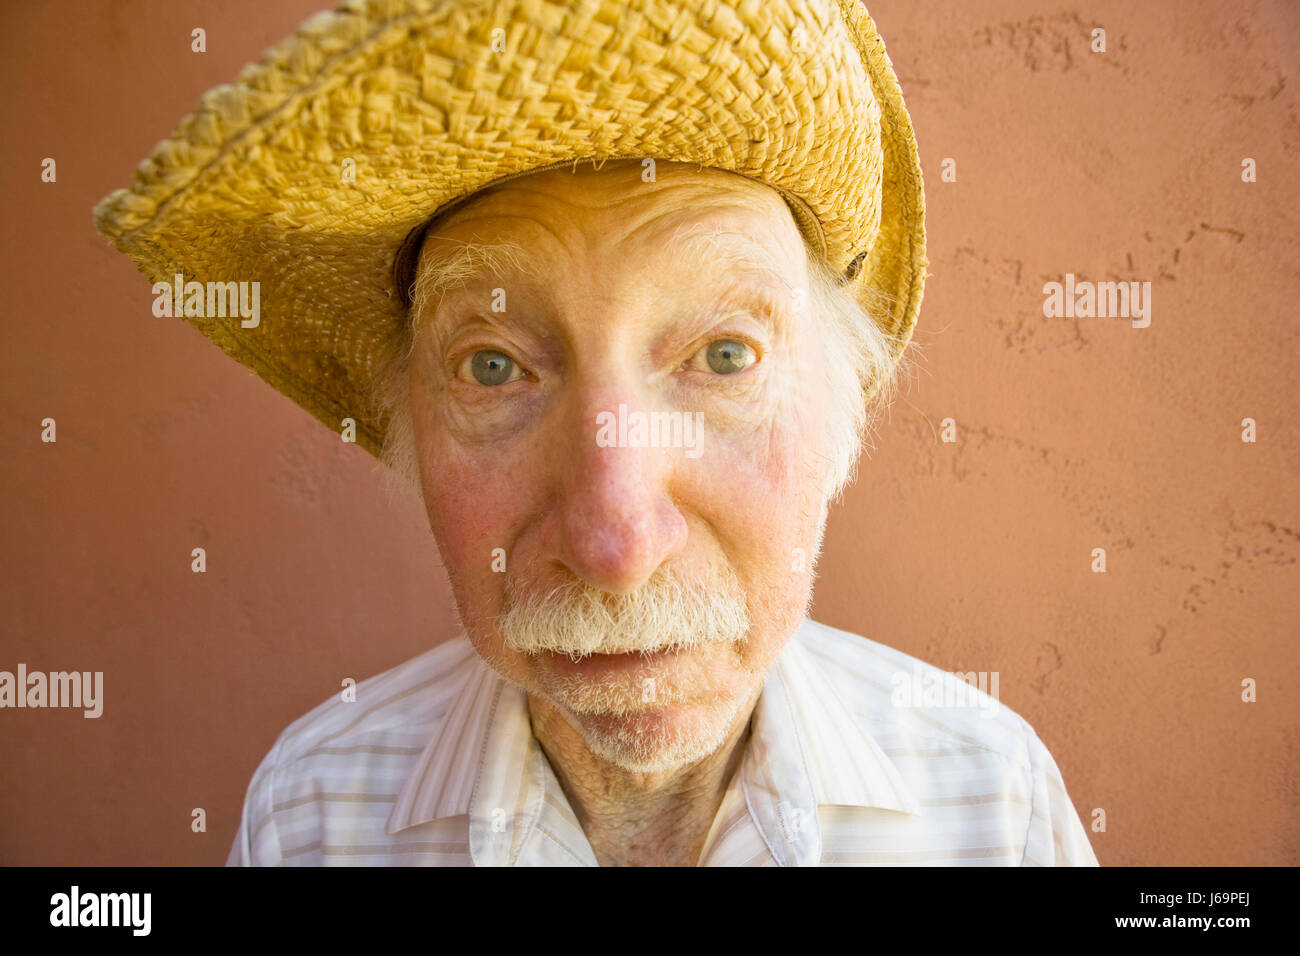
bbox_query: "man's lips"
[542,646,683,677]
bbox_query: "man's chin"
[567,701,740,775]
[518,642,752,773]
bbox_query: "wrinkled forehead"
[394,160,821,307]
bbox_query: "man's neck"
[526,690,759,866]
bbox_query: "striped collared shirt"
[227,619,1099,866]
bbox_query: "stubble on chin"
[534,641,760,774]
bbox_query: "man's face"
[408,160,838,773]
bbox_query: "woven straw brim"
[93,0,926,457]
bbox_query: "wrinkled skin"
[408,159,837,865]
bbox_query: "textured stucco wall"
[1,0,1295,865]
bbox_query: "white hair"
[498,561,754,773]
[370,235,909,505]
[499,563,750,661]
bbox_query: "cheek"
[413,388,540,620]
[705,369,829,531]
[733,343,832,595]
[700,323,833,521]
[418,441,544,690]
[423,459,505,583]
[687,392,827,618]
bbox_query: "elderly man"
[94,0,1097,866]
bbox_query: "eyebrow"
[663,223,797,293]
[408,237,537,323]
[408,224,798,341]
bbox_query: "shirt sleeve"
[226,736,286,867]
[1020,729,1099,866]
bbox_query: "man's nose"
[552,392,689,595]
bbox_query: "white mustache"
[499,568,750,660]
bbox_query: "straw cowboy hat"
[93,0,927,457]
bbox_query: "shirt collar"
[740,620,921,865]
[387,621,920,865]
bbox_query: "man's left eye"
[460,349,524,386]
[691,339,755,375]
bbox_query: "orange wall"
[1,0,1295,865]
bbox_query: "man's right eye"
[461,349,524,386]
